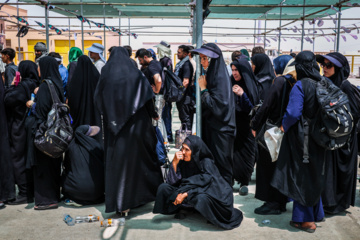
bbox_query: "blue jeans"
[162,101,173,141]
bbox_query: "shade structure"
[18,0,360,20]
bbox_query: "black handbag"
[34,80,73,158]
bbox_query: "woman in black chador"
[30,56,65,210]
[94,47,163,214]
[316,52,360,215]
[271,52,326,233]
[191,43,236,186]
[4,60,38,204]
[0,78,15,209]
[251,55,295,215]
[153,135,243,230]
[67,55,102,144]
[230,59,259,196]
[251,53,276,100]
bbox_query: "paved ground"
[1,80,360,240]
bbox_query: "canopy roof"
[19,0,360,20]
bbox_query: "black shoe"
[0,202,4,209]
[254,202,281,215]
[7,195,28,205]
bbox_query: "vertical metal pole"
[253,20,256,48]
[68,18,71,50]
[336,4,341,52]
[45,4,49,52]
[80,0,84,52]
[195,0,203,137]
[264,15,267,49]
[128,18,131,45]
[192,7,197,45]
[119,12,121,46]
[16,0,21,63]
[312,24,315,52]
[300,0,306,51]
[103,4,106,59]
[278,4,283,54]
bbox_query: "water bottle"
[75,215,100,223]
[100,218,125,227]
[63,214,75,226]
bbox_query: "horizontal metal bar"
[1,2,356,8]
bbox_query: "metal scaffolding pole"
[118,12,121,46]
[192,7,197,45]
[278,2,283,54]
[264,15,267,49]
[17,0,21,62]
[81,0,84,52]
[68,18,71,50]
[300,0,306,51]
[103,4,106,59]
[253,20,256,48]
[128,18,131,45]
[336,3,342,52]
[313,24,315,52]
[195,0,203,137]
[45,4,49,52]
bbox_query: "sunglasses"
[321,62,334,69]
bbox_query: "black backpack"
[34,80,73,158]
[163,68,185,102]
[311,78,353,150]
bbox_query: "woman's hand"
[34,87,39,95]
[232,84,244,96]
[173,192,188,205]
[280,125,285,133]
[199,75,207,91]
[26,100,34,108]
[173,151,184,164]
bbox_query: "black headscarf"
[326,52,350,87]
[230,58,260,106]
[251,53,276,81]
[178,136,214,178]
[36,56,65,121]
[38,56,64,101]
[68,55,101,129]
[203,43,235,127]
[294,51,322,81]
[94,47,154,135]
[18,60,40,86]
[15,60,39,100]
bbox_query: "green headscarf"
[68,47,83,66]
[240,49,250,61]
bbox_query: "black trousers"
[176,98,194,131]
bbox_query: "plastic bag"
[264,127,284,162]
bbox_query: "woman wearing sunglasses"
[316,53,360,215]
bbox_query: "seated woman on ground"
[153,135,243,230]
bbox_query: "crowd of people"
[0,40,359,232]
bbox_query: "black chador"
[94,47,163,213]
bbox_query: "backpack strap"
[44,79,61,104]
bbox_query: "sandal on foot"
[34,203,58,210]
[290,221,316,233]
